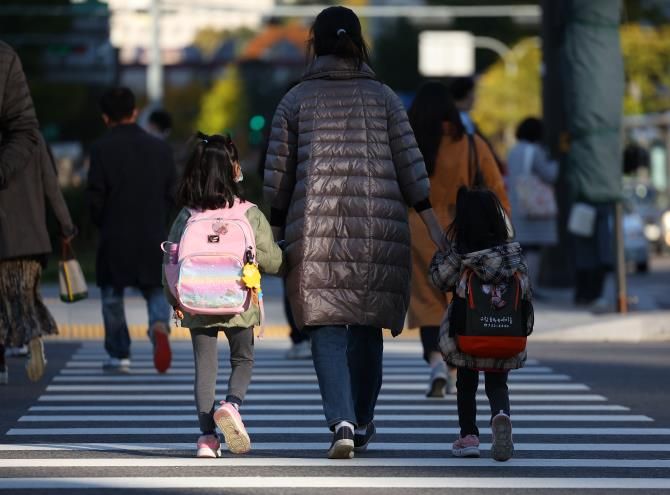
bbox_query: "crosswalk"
[1,340,669,492]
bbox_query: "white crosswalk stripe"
[0,341,667,493]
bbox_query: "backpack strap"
[463,269,476,309]
[513,273,521,311]
[522,144,535,176]
[256,291,266,340]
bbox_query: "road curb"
[50,311,670,343]
[532,311,670,342]
[49,325,418,340]
[48,324,292,341]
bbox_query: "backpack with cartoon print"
[451,270,533,359]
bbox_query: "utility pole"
[540,0,571,288]
[542,0,626,310]
[147,0,163,106]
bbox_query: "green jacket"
[162,204,284,329]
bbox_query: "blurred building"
[44,7,117,86]
[106,0,275,64]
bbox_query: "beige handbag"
[515,145,558,220]
[567,202,597,237]
[59,240,88,303]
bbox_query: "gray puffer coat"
[264,55,430,332]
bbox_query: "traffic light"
[248,115,266,146]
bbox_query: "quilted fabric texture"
[264,55,430,332]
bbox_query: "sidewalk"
[41,258,670,342]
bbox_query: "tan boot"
[26,337,46,382]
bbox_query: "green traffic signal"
[249,115,266,132]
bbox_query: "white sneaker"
[285,341,311,360]
[102,357,131,373]
[426,361,447,398]
[0,366,7,385]
[7,345,28,357]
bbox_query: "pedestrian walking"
[87,87,176,374]
[264,6,445,459]
[430,187,533,462]
[407,82,510,398]
[0,42,77,384]
[507,117,558,296]
[145,109,172,140]
[450,76,507,176]
[163,133,283,457]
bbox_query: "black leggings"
[457,367,510,437]
[420,326,440,363]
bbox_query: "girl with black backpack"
[429,186,534,462]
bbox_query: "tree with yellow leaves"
[197,66,248,140]
[472,25,670,155]
[620,24,670,115]
[471,38,542,154]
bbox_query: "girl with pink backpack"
[162,133,283,457]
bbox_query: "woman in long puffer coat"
[264,6,445,459]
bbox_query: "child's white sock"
[354,425,367,435]
[334,421,354,433]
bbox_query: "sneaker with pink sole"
[196,434,221,458]
[452,434,480,458]
[213,401,251,454]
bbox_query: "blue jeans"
[101,286,171,359]
[309,325,383,429]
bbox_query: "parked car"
[659,209,670,254]
[623,181,670,257]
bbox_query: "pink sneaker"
[213,402,251,454]
[452,434,480,458]
[196,434,221,458]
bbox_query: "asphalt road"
[1,340,669,495]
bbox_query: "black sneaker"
[354,422,376,452]
[327,426,354,459]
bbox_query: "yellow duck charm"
[242,262,262,305]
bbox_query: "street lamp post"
[147,0,163,106]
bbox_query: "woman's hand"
[271,226,284,242]
[419,208,447,251]
[428,224,447,252]
[61,226,79,244]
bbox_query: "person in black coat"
[0,42,76,385]
[87,88,176,374]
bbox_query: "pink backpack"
[162,199,256,316]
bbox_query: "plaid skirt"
[0,259,58,347]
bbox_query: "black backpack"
[449,270,533,359]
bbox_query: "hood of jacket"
[302,55,377,82]
[461,242,527,283]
